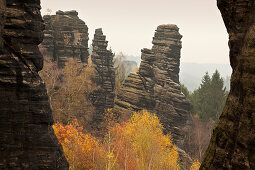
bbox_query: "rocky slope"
[201,0,255,169]
[40,10,89,67]
[114,25,191,150]
[90,28,115,131]
[0,0,68,169]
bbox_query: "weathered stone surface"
[114,25,192,150]
[201,1,255,169]
[0,0,4,49]
[90,28,115,131]
[0,0,68,169]
[40,10,89,67]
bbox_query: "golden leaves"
[53,110,181,169]
[53,119,106,170]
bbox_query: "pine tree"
[210,70,228,119]
[190,70,228,121]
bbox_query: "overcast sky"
[41,0,229,64]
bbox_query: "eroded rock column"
[40,10,89,67]
[0,0,68,169]
[91,28,115,132]
[114,25,191,150]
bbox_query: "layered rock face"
[91,28,115,131]
[201,0,255,169]
[0,0,4,49]
[0,0,68,169]
[114,25,191,149]
[40,10,89,67]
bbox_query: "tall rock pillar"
[91,28,115,132]
[0,0,68,168]
[114,25,191,150]
[40,10,89,67]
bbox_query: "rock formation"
[0,0,4,49]
[114,25,191,150]
[40,10,89,67]
[90,28,115,131]
[0,0,68,169]
[201,0,255,169]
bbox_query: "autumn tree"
[108,110,180,169]
[39,57,62,101]
[53,120,106,170]
[114,52,126,85]
[54,110,180,169]
[40,58,98,130]
[186,114,215,162]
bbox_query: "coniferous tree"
[189,70,228,121]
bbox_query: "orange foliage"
[53,119,106,170]
[53,110,180,169]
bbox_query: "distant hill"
[180,62,232,91]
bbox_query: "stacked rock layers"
[0,0,68,169]
[90,28,115,131]
[40,10,89,67]
[114,25,191,150]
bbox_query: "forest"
[39,55,228,169]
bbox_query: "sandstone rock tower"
[0,0,68,169]
[114,25,191,150]
[201,0,255,169]
[91,28,115,131]
[40,10,89,67]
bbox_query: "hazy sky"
[41,0,229,64]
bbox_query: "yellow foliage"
[110,110,180,169]
[53,110,180,170]
[190,160,201,170]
